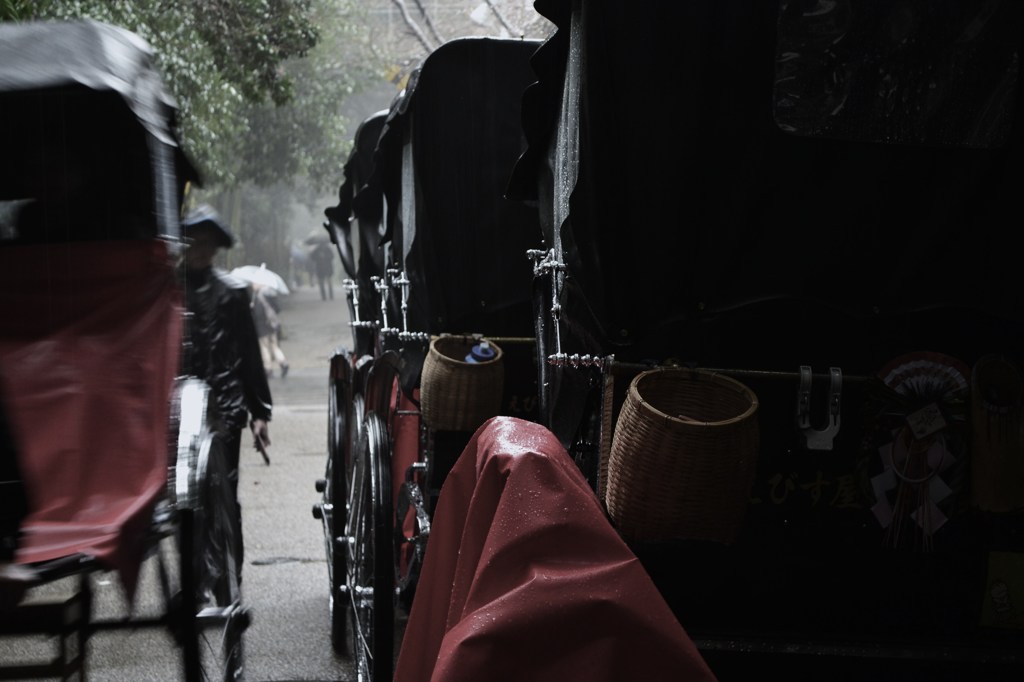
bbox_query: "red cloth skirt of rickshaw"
[0,239,182,597]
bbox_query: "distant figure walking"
[252,285,289,378]
[311,242,334,301]
[289,242,313,289]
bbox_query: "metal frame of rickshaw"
[0,19,247,682]
[314,242,448,682]
[322,244,542,682]
[312,37,544,682]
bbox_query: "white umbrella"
[230,264,291,295]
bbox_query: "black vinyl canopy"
[0,19,188,150]
[505,6,1024,676]
[510,0,1024,373]
[366,37,544,339]
[0,19,198,242]
[325,109,390,282]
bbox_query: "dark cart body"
[508,1,1024,679]
[0,19,248,681]
[315,36,543,681]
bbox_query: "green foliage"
[193,0,319,107]
[17,0,331,189]
[7,0,545,269]
[0,0,31,20]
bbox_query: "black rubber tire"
[222,606,246,682]
[365,350,401,419]
[177,506,202,682]
[327,368,350,656]
[196,433,246,681]
[199,435,241,608]
[347,411,394,682]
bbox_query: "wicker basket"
[420,336,504,432]
[605,368,760,545]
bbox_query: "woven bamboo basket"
[605,368,760,545]
[420,336,504,432]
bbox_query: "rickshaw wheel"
[327,363,353,655]
[346,411,394,682]
[198,435,241,607]
[223,606,247,682]
[195,432,246,681]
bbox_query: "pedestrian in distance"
[289,241,313,289]
[311,241,335,301]
[178,203,273,593]
[252,283,289,379]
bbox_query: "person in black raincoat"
[179,204,272,587]
[311,241,334,300]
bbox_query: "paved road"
[1,280,361,681]
[230,281,356,681]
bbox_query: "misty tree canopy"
[1,0,361,192]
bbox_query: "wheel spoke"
[345,410,393,681]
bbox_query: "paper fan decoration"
[867,351,971,550]
[879,351,971,403]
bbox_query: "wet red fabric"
[395,416,717,682]
[0,240,182,597]
[392,386,421,576]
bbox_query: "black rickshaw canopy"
[0,18,198,242]
[362,37,543,340]
[509,0,1024,373]
[506,1,1024,679]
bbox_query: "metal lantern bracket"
[527,248,612,371]
[343,279,377,330]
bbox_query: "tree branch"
[410,0,446,46]
[390,0,437,55]
[484,0,521,37]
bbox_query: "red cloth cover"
[394,416,717,682]
[392,385,422,576]
[0,240,182,597]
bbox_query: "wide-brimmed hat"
[182,203,234,248]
